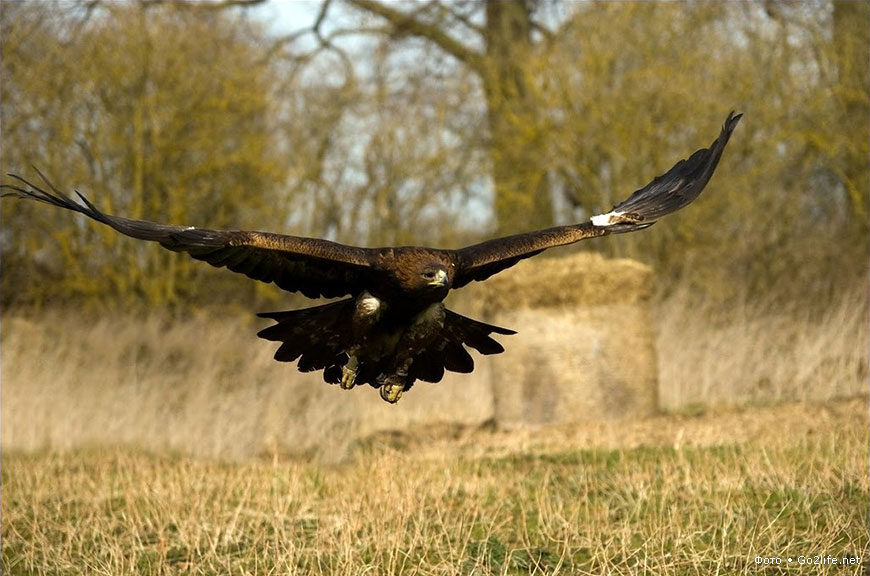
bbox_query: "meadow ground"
[2,396,867,576]
[2,283,867,574]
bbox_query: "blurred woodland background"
[1,0,868,413]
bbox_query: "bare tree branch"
[448,6,485,37]
[142,0,267,10]
[256,0,354,85]
[344,0,484,72]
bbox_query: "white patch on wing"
[359,292,382,316]
[591,210,624,227]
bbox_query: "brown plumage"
[1,112,741,403]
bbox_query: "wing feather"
[450,112,741,288]
[1,171,377,299]
[3,112,740,297]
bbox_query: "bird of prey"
[2,112,741,403]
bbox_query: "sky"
[244,0,495,232]
[250,0,374,73]
[253,0,322,35]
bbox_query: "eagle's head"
[421,265,448,289]
[412,262,450,301]
[387,248,454,302]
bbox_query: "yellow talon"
[379,380,404,403]
[340,356,358,390]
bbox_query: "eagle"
[2,112,741,403]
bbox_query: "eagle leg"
[377,303,446,403]
[378,357,416,403]
[379,376,406,404]
[340,355,358,390]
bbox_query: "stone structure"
[477,251,658,427]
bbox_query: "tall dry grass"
[1,276,867,459]
[0,312,360,460]
[0,309,499,461]
[655,282,869,410]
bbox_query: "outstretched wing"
[450,111,742,288]
[0,171,376,299]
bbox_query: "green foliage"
[533,2,868,301]
[1,3,288,308]
[831,1,870,229]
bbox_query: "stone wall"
[477,252,658,427]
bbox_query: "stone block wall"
[475,252,658,427]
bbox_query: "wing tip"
[720,110,743,142]
[1,170,101,215]
[596,110,742,226]
[725,110,743,128]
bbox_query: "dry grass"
[3,279,866,459]
[0,311,498,461]
[656,283,869,410]
[2,277,868,573]
[0,312,353,460]
[2,397,867,575]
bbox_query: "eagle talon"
[379,379,405,404]
[340,356,358,390]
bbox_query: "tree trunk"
[833,0,870,232]
[482,0,552,235]
[345,0,554,236]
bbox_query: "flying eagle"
[2,112,741,403]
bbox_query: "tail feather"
[444,310,515,355]
[409,310,514,383]
[410,350,446,383]
[256,301,515,390]
[442,342,475,374]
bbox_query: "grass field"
[2,283,867,574]
[3,397,867,575]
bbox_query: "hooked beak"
[428,269,448,287]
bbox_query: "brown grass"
[0,312,334,459]
[2,398,867,575]
[2,277,868,573]
[655,283,869,410]
[3,279,865,458]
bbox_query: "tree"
[832,0,869,232]
[3,0,866,311]
[473,1,866,301]
[1,2,288,308]
[342,0,554,235]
